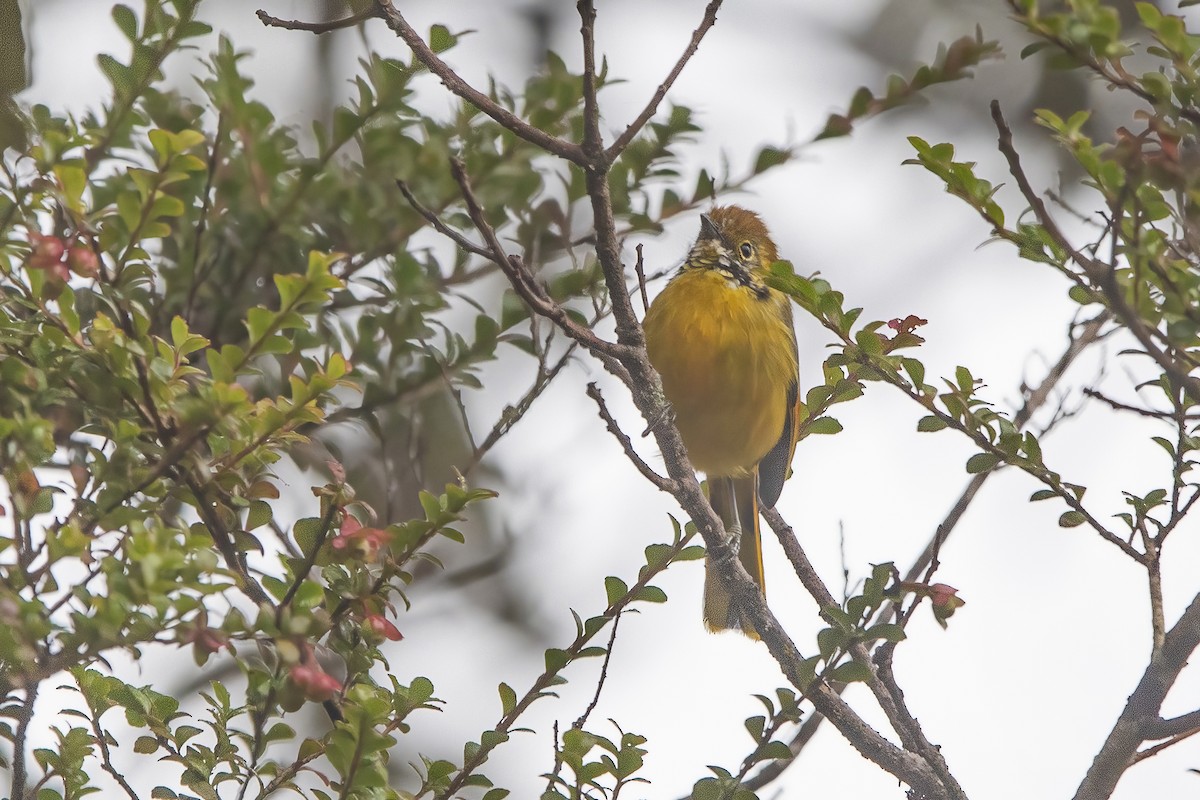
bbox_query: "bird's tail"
[703,474,764,639]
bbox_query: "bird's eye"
[739,242,754,259]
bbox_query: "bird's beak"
[698,214,722,243]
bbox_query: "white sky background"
[20,0,1200,798]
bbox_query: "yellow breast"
[643,268,797,477]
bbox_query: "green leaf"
[134,735,160,754]
[806,416,843,435]
[901,357,925,388]
[753,146,790,174]
[245,500,272,531]
[429,24,457,53]
[863,623,906,643]
[604,576,628,606]
[965,453,1001,473]
[828,660,872,684]
[755,740,793,761]
[498,682,517,716]
[545,648,570,672]
[917,415,948,432]
[1058,511,1086,528]
[633,585,667,603]
[112,4,138,40]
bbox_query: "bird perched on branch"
[643,206,799,639]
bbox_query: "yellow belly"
[643,269,797,477]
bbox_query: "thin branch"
[89,696,140,800]
[573,611,622,731]
[1003,0,1200,128]
[395,180,492,258]
[577,1,603,160]
[586,383,677,493]
[10,682,37,800]
[461,343,578,476]
[761,508,966,798]
[1132,726,1200,764]
[747,311,1109,792]
[256,7,378,35]
[898,311,1111,599]
[633,243,649,316]
[373,1,586,165]
[1082,388,1176,419]
[447,156,630,366]
[990,100,1200,404]
[277,503,338,613]
[740,710,824,791]
[605,0,725,161]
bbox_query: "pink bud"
[365,614,403,642]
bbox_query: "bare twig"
[256,7,378,35]
[1132,726,1200,764]
[573,611,622,731]
[605,0,725,161]
[395,180,492,259]
[461,344,578,476]
[447,156,630,367]
[634,243,650,315]
[374,1,586,165]
[586,383,677,493]
[1082,388,1176,419]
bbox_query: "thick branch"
[1148,709,1200,740]
[1073,590,1200,800]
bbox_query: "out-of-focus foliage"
[0,1,799,798]
[8,0,1200,798]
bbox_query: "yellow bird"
[643,206,799,638]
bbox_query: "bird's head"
[686,206,779,292]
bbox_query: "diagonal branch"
[990,100,1200,404]
[256,7,378,35]
[374,0,586,165]
[395,180,492,258]
[586,382,677,492]
[762,508,966,798]
[605,0,725,161]
[446,156,631,369]
[744,311,1109,793]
